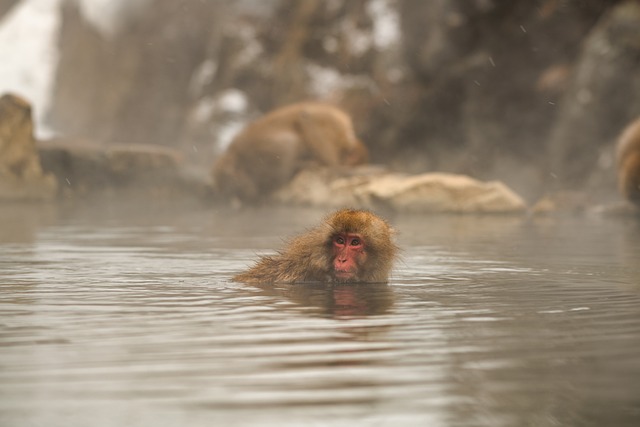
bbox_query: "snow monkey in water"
[616,117,640,206]
[212,102,368,202]
[233,209,398,284]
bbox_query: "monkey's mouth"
[334,269,356,281]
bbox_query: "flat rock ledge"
[274,169,527,214]
[37,139,212,200]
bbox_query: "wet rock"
[548,1,640,190]
[0,93,57,201]
[38,138,211,199]
[363,173,527,214]
[272,166,381,208]
[531,191,592,215]
[275,168,527,214]
[37,139,109,196]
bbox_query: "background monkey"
[616,117,640,206]
[212,102,369,202]
[233,209,397,284]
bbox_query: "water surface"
[1,201,639,426]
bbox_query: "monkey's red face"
[332,233,367,282]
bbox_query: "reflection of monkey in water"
[212,102,368,202]
[233,209,397,284]
[616,117,640,206]
[253,282,395,317]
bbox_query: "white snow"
[368,0,400,49]
[0,0,151,136]
[0,0,61,135]
[217,89,248,114]
[75,0,152,37]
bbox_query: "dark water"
[1,201,640,427]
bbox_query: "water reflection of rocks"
[251,282,395,318]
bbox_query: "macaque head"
[323,209,396,283]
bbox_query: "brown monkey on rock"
[616,117,640,206]
[233,209,398,284]
[212,102,368,202]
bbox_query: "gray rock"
[275,168,526,214]
[0,93,57,201]
[38,138,211,200]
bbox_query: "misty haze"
[1,1,640,427]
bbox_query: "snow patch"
[368,0,400,49]
[74,0,152,37]
[306,63,376,97]
[216,120,245,152]
[0,0,61,135]
[218,89,248,114]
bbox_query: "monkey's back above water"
[233,209,398,284]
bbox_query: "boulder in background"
[0,93,57,200]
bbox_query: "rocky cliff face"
[548,1,640,191]
[44,0,640,201]
[0,0,19,19]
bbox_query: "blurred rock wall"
[49,0,226,150]
[46,0,640,200]
[0,0,19,20]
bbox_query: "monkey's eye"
[350,238,361,246]
[335,236,345,245]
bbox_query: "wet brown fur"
[233,209,397,284]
